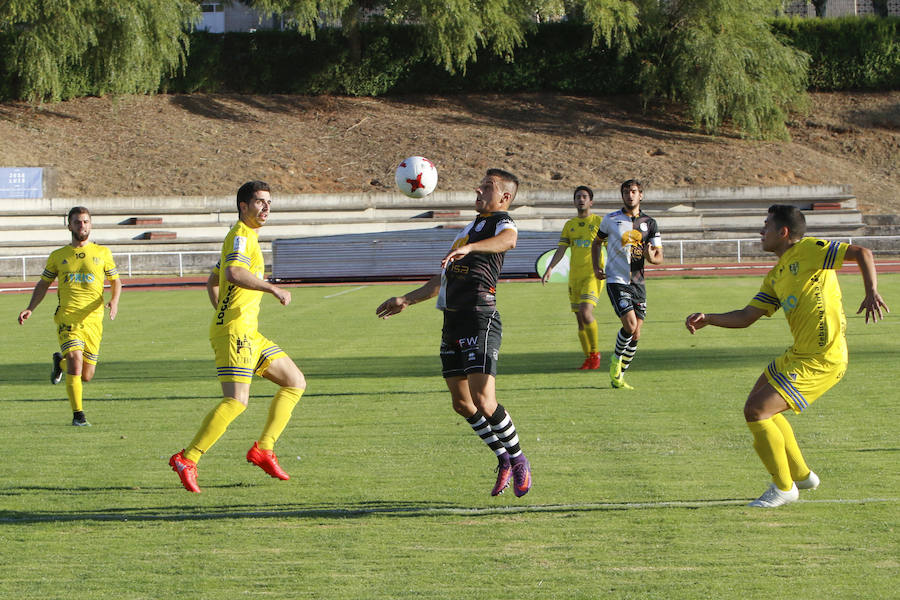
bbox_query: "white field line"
[323,286,366,299]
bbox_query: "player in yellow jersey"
[541,186,606,369]
[17,207,121,426]
[685,205,889,508]
[170,181,307,493]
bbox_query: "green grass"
[1,274,898,599]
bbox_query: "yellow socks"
[584,320,599,354]
[182,389,303,462]
[65,374,83,412]
[771,412,811,481]
[259,387,304,450]
[747,418,793,491]
[577,328,590,356]
[185,397,246,463]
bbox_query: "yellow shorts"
[56,319,103,365]
[211,330,288,383]
[569,274,603,311]
[764,351,846,413]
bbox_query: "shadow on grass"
[6,345,889,385]
[0,496,763,524]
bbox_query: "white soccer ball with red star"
[395,156,438,198]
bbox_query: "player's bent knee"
[472,397,498,417]
[289,371,306,390]
[278,365,306,390]
[743,403,760,422]
[743,396,771,422]
[452,401,473,417]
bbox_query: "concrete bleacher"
[0,184,866,277]
[0,183,863,249]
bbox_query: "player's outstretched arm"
[541,246,568,285]
[376,274,441,319]
[845,244,889,323]
[685,305,766,334]
[17,279,52,325]
[107,278,122,321]
[441,228,517,268]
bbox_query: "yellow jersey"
[40,242,118,324]
[558,214,604,280]
[210,220,265,336]
[749,237,849,361]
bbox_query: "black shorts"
[440,310,502,378]
[606,282,647,320]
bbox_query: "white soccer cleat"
[796,470,820,490]
[748,483,799,508]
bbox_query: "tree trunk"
[342,3,362,63]
[811,0,827,17]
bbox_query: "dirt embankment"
[1,91,897,214]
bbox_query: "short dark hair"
[236,181,270,212]
[768,204,806,239]
[486,168,519,196]
[574,185,593,201]
[620,179,643,195]
[67,206,90,223]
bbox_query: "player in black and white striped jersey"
[591,179,663,389]
[376,168,533,498]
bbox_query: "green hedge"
[771,16,900,90]
[2,18,897,100]
[163,18,899,96]
[162,23,639,96]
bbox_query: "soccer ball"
[395,156,438,198]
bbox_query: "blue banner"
[0,167,43,198]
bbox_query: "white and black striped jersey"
[596,209,661,284]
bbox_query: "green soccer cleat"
[609,356,633,390]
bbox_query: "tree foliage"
[2,0,811,139]
[251,0,578,73]
[251,0,809,139]
[1,0,198,101]
[631,0,809,139]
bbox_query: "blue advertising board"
[0,167,43,198]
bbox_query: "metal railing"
[668,235,900,264]
[0,250,271,280]
[2,236,899,280]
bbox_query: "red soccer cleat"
[246,442,290,480]
[578,352,602,370]
[169,450,201,493]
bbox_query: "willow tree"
[628,0,809,139]
[249,0,638,73]
[1,0,199,101]
[249,0,808,139]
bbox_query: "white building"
[783,0,900,17]
[198,2,281,33]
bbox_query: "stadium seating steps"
[0,184,865,257]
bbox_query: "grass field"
[1,274,898,599]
